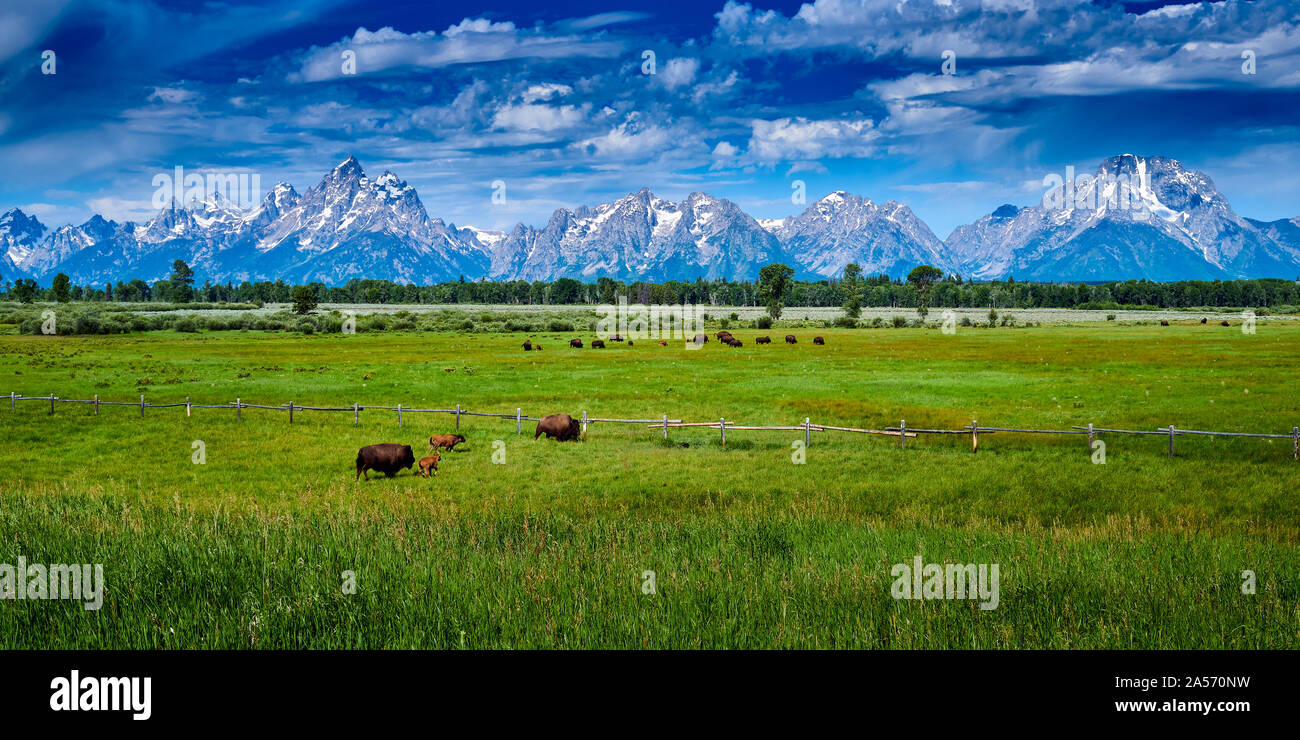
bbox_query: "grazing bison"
[592,339,606,348]
[418,454,440,478]
[785,335,797,344]
[1221,320,1230,326]
[692,333,708,345]
[610,334,624,342]
[1200,317,1208,324]
[355,443,415,481]
[1160,320,1170,326]
[627,340,634,346]
[755,336,771,344]
[716,331,733,341]
[570,338,583,348]
[522,340,533,351]
[428,433,466,452]
[535,343,542,350]
[658,340,668,346]
[813,336,825,345]
[730,339,743,347]
[535,413,582,441]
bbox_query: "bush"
[174,318,200,333]
[870,316,884,328]
[754,316,773,330]
[832,316,858,328]
[891,315,908,328]
[547,319,574,332]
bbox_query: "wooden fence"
[7,391,1298,460]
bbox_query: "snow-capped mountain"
[6,153,1299,286]
[946,155,1298,281]
[771,191,953,278]
[489,189,784,282]
[0,208,46,280]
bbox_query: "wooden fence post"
[1168,423,1175,458]
[236,398,241,422]
[1293,427,1297,460]
[805,417,811,447]
[1087,422,1094,451]
[94,394,99,416]
[50,394,55,415]
[720,417,726,447]
[353,403,359,425]
[455,403,461,431]
[396,404,402,428]
[184,396,189,418]
[662,414,668,439]
[139,395,145,418]
[9,391,13,410]
[288,401,294,424]
[581,410,588,437]
[971,420,978,453]
[516,408,521,435]
[899,420,906,450]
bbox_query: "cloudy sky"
[1,0,1298,238]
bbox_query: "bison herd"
[525,331,825,351]
[354,415,585,482]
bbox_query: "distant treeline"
[6,271,1300,310]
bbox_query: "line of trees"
[5,261,1300,310]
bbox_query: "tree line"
[6,260,1300,312]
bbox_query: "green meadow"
[0,319,1297,648]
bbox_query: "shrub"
[891,316,908,328]
[754,316,773,330]
[174,318,200,333]
[832,316,858,328]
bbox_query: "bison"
[610,334,624,342]
[730,339,743,347]
[592,339,606,348]
[1200,318,1208,324]
[1160,320,1169,326]
[627,340,634,346]
[535,343,542,350]
[428,433,466,452]
[813,336,825,345]
[658,340,668,346]
[355,443,415,481]
[755,336,771,344]
[570,338,583,348]
[418,454,440,478]
[716,331,733,341]
[692,333,708,345]
[535,413,582,441]
[522,340,533,351]
[785,335,797,344]
[1221,320,1230,326]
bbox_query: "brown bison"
[692,333,708,345]
[522,340,533,351]
[428,433,466,452]
[716,331,733,341]
[813,336,825,345]
[1200,317,1207,324]
[755,336,771,344]
[570,338,583,348]
[418,454,440,478]
[355,443,415,481]
[610,334,624,342]
[592,339,606,348]
[535,343,542,350]
[785,335,797,344]
[1221,320,1230,326]
[730,339,743,347]
[535,413,582,441]
[658,340,668,346]
[1160,320,1169,326]
[627,340,634,346]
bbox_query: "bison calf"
[429,433,466,452]
[419,454,440,478]
[535,413,582,441]
[356,443,415,481]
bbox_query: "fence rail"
[6,391,1298,461]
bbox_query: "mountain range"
[3,154,1297,287]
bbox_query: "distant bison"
[610,334,624,342]
[1221,320,1230,327]
[428,433,466,452]
[716,331,733,342]
[658,340,668,346]
[730,339,743,347]
[755,336,771,344]
[813,336,825,345]
[1160,320,1169,326]
[522,340,533,351]
[418,454,440,478]
[592,339,606,348]
[355,443,415,481]
[535,413,582,441]
[570,338,583,348]
[1200,318,1208,324]
[535,343,542,350]
[692,333,708,345]
[627,340,634,346]
[785,335,797,344]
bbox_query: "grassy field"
[1,320,1298,648]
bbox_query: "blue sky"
[1,0,1297,238]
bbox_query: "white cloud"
[658,57,700,90]
[744,116,879,163]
